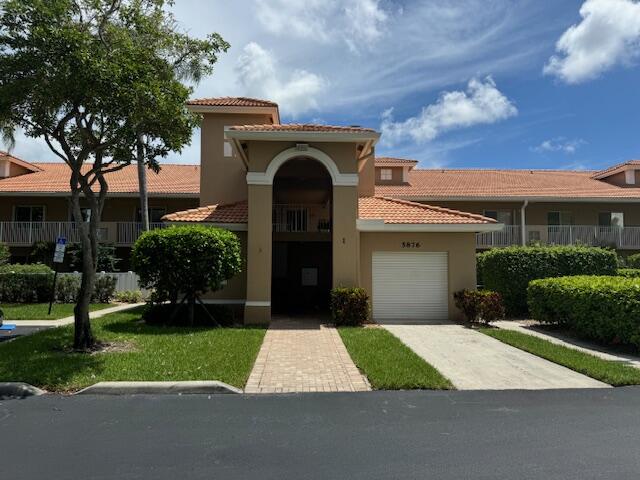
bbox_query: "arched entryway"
[271,157,333,314]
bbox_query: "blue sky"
[6,0,640,171]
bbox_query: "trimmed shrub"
[0,263,54,302]
[626,253,640,269]
[454,289,505,324]
[330,287,369,326]
[115,290,144,303]
[55,275,81,303]
[478,246,618,316]
[92,274,117,303]
[0,242,9,266]
[528,275,640,349]
[617,268,640,278]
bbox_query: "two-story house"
[164,97,501,324]
[0,152,200,266]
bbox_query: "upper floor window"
[625,170,636,185]
[484,210,513,225]
[14,205,44,222]
[380,168,393,181]
[599,212,624,228]
[547,211,573,226]
[137,207,167,223]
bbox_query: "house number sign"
[401,242,421,248]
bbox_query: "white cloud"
[1,129,57,162]
[235,42,326,117]
[381,77,517,145]
[532,137,586,154]
[255,0,390,52]
[544,0,640,83]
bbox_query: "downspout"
[520,199,529,246]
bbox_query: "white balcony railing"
[477,225,640,250]
[272,204,331,233]
[0,221,165,247]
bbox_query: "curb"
[75,381,242,395]
[0,382,46,399]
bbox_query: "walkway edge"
[76,381,242,395]
[9,303,145,327]
[0,382,46,399]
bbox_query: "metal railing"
[477,225,640,249]
[0,221,164,246]
[272,204,331,233]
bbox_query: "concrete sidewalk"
[8,303,144,327]
[384,323,610,390]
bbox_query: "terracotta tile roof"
[375,168,640,200]
[591,160,640,179]
[162,201,248,223]
[0,162,200,195]
[358,197,496,224]
[0,151,41,172]
[375,157,419,166]
[228,123,378,134]
[187,97,278,107]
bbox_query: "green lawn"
[0,308,266,392]
[1,303,113,320]
[480,328,640,386]
[338,326,453,390]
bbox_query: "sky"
[5,0,640,171]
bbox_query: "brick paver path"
[245,316,370,393]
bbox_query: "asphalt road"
[2,388,640,479]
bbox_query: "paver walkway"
[384,323,609,390]
[245,316,370,393]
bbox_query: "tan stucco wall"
[359,232,478,321]
[603,171,640,187]
[375,166,404,184]
[358,153,375,197]
[199,112,274,206]
[333,186,359,287]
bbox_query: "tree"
[0,0,228,349]
[67,243,121,272]
[0,242,9,266]
[131,226,242,325]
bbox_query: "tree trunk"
[136,134,150,232]
[71,192,96,350]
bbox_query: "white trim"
[246,146,360,187]
[226,129,380,143]
[167,221,248,231]
[357,219,504,233]
[397,196,640,203]
[245,301,271,307]
[200,299,246,305]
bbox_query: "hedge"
[617,268,640,278]
[330,287,369,326]
[528,275,640,349]
[478,246,618,316]
[453,289,505,324]
[626,253,640,269]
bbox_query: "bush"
[92,274,117,303]
[0,263,54,302]
[115,290,144,303]
[454,289,505,324]
[55,275,81,303]
[617,268,640,278]
[330,287,369,326]
[528,275,640,349]
[67,242,121,272]
[478,246,618,316]
[626,253,640,269]
[132,226,242,323]
[142,303,235,326]
[0,242,9,266]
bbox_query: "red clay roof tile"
[228,123,377,133]
[187,97,278,107]
[358,197,496,224]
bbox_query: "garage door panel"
[372,252,448,322]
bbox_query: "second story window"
[547,211,573,226]
[137,207,167,223]
[380,168,393,181]
[484,210,513,225]
[14,205,44,222]
[599,212,624,228]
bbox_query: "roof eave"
[389,195,640,203]
[164,221,247,231]
[356,219,503,233]
[187,104,280,124]
[226,130,381,143]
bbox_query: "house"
[164,97,501,324]
[0,152,200,266]
[374,160,640,252]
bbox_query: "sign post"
[48,237,67,316]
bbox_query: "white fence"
[60,271,144,293]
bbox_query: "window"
[137,207,166,223]
[483,210,513,225]
[380,168,393,181]
[599,212,624,228]
[625,170,636,185]
[547,211,573,226]
[14,205,44,222]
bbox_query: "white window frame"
[380,168,393,181]
[625,170,636,185]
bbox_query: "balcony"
[0,221,165,247]
[272,204,331,233]
[477,225,640,250]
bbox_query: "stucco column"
[244,184,273,324]
[332,186,359,288]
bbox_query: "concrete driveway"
[383,323,609,390]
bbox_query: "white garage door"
[372,252,448,322]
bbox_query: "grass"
[338,326,453,390]
[1,303,113,320]
[480,327,640,386]
[0,307,266,392]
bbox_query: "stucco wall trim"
[356,219,504,233]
